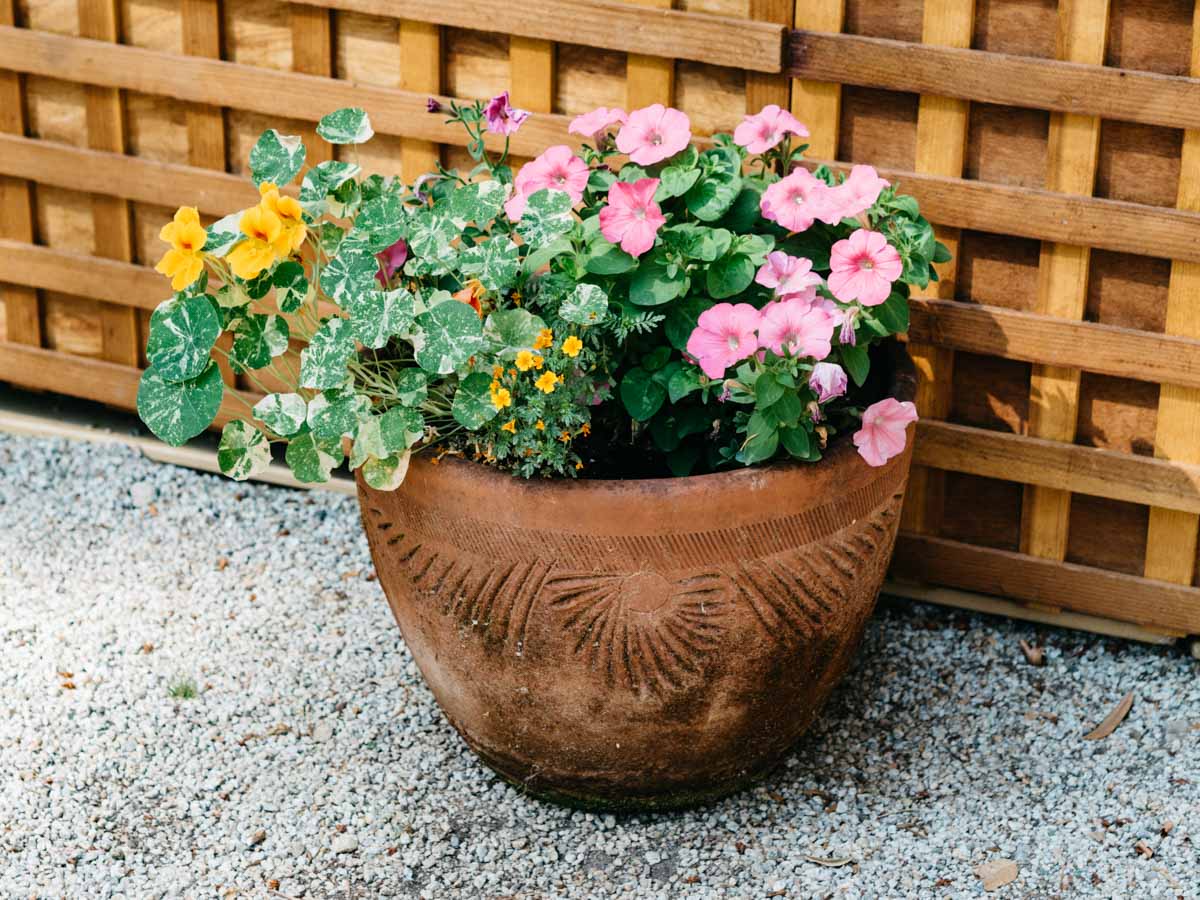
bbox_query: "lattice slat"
[789,0,843,160]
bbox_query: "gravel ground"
[0,432,1197,900]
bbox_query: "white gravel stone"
[1,433,1198,898]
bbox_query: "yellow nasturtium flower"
[259,183,307,255]
[226,206,283,280]
[154,206,207,291]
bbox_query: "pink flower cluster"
[760,165,890,233]
[505,145,590,221]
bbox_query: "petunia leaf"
[249,129,306,188]
[137,362,224,447]
[145,294,221,383]
[316,107,374,145]
[217,420,272,481]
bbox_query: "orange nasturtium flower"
[226,206,282,280]
[154,206,208,291]
[259,183,307,255]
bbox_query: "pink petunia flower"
[754,251,823,304]
[598,178,666,258]
[569,107,628,139]
[854,398,918,467]
[686,303,762,379]
[759,168,838,233]
[483,91,530,135]
[757,298,836,360]
[827,229,903,306]
[809,361,847,403]
[615,104,692,166]
[826,164,889,221]
[733,104,809,155]
[375,238,408,285]
[504,145,590,220]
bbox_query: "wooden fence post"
[291,4,333,167]
[625,0,674,108]
[399,21,441,184]
[790,0,844,160]
[746,0,791,114]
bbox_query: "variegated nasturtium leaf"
[355,193,407,252]
[482,308,546,359]
[403,246,459,279]
[559,283,609,325]
[320,243,378,306]
[344,288,415,350]
[229,313,289,372]
[517,189,575,248]
[214,283,248,309]
[284,428,344,484]
[272,261,309,313]
[413,300,485,375]
[299,317,356,389]
[217,420,272,481]
[306,389,371,440]
[145,294,221,383]
[249,130,306,188]
[406,209,457,260]
[316,222,346,258]
[316,107,374,145]
[204,211,244,256]
[394,369,427,406]
[300,160,361,217]
[459,238,520,292]
[379,406,425,450]
[362,452,410,491]
[451,372,501,430]
[253,392,307,436]
[449,180,506,225]
[136,362,224,447]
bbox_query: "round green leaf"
[619,367,666,422]
[378,406,425,451]
[145,294,221,383]
[459,238,520,292]
[249,129,306,188]
[253,392,307,436]
[285,429,344,484]
[300,317,357,389]
[218,420,272,481]
[137,362,224,447]
[629,255,686,306]
[272,261,309,313]
[482,308,546,358]
[307,390,371,440]
[362,451,411,491]
[230,313,289,373]
[345,288,415,350]
[516,189,575,248]
[706,253,756,300]
[414,300,485,375]
[356,193,407,252]
[320,243,378,306]
[451,372,501,430]
[394,369,427,406]
[559,283,609,325]
[583,239,637,276]
[449,181,505,225]
[316,107,374,145]
[300,160,361,217]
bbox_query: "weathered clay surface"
[359,360,916,810]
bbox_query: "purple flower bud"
[426,97,442,113]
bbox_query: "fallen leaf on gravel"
[801,855,852,868]
[1083,691,1135,741]
[734,841,746,855]
[141,643,154,654]
[1018,640,1045,667]
[975,858,1018,891]
[266,880,280,892]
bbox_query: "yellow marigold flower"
[259,183,307,255]
[535,371,558,394]
[533,328,554,350]
[561,335,583,358]
[575,461,584,470]
[490,387,512,410]
[515,350,537,372]
[154,206,208,291]
[492,365,504,379]
[501,419,517,434]
[533,355,545,370]
[226,205,282,280]
[534,420,545,431]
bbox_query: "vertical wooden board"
[1020,0,1110,562]
[400,20,443,183]
[555,43,626,117]
[222,0,291,69]
[963,103,1049,188]
[121,0,183,53]
[22,75,89,147]
[674,61,744,136]
[901,0,975,537]
[745,0,791,115]
[334,10,400,88]
[835,87,918,169]
[19,0,79,33]
[791,0,844,158]
[625,0,674,109]
[510,37,556,115]
[293,4,334,167]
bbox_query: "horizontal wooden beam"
[909,298,1200,389]
[289,0,783,72]
[916,420,1200,515]
[0,238,165,309]
[788,29,1200,132]
[892,533,1200,634]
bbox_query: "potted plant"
[139,96,943,810]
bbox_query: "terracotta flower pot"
[358,348,917,810]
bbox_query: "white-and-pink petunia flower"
[854,398,918,467]
[504,145,590,221]
[568,106,628,139]
[759,168,838,233]
[615,104,691,166]
[483,91,530,135]
[754,251,823,304]
[598,178,666,258]
[826,164,889,221]
[827,229,903,306]
[809,361,848,403]
[757,298,836,360]
[733,104,809,155]
[686,303,762,379]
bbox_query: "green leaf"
[459,237,520,292]
[299,317,356,389]
[406,208,457,260]
[779,424,812,458]
[394,369,427,406]
[451,371,502,429]
[285,429,344,484]
[737,411,779,465]
[249,129,306,188]
[719,186,765,233]
[355,193,406,252]
[656,165,701,201]
[482,308,546,358]
[137,362,224,447]
[706,253,755,300]
[449,180,506,225]
[378,406,424,450]
[344,288,415,350]
[559,283,609,325]
[300,160,361,217]
[204,211,244,256]
[664,296,711,351]
[414,299,485,374]
[217,420,272,481]
[253,392,307,436]
[684,147,742,221]
[307,389,371,440]
[145,294,221,383]
[887,194,920,218]
[841,342,870,386]
[517,189,575,248]
[754,372,785,407]
[629,253,686,306]
[666,443,702,477]
[272,261,309,313]
[523,237,573,275]
[667,224,732,262]
[583,239,637,275]
[932,241,953,264]
[873,292,910,333]
[362,452,411,490]
[230,313,289,373]
[316,107,374,144]
[667,365,702,403]
[619,367,666,421]
[320,243,378,305]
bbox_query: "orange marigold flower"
[561,335,583,358]
[533,355,545,370]
[579,423,591,436]
[535,371,558,394]
[501,419,517,434]
[490,387,512,409]
[515,350,537,372]
[575,461,584,470]
[492,365,504,379]
[559,430,572,443]
[154,206,208,291]
[534,420,545,431]
[533,328,554,350]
